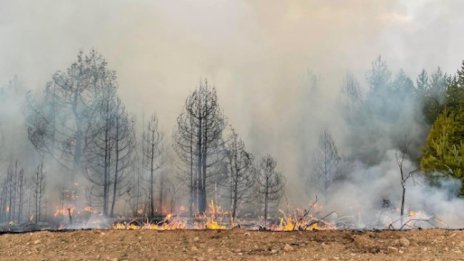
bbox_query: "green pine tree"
[421,61,464,194]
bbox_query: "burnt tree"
[174,80,225,214]
[395,139,418,228]
[85,82,117,216]
[311,129,340,199]
[142,114,163,219]
[0,161,25,223]
[173,111,196,216]
[32,163,46,223]
[224,128,254,221]
[109,99,135,217]
[85,85,134,216]
[256,154,284,226]
[26,50,118,182]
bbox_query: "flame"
[113,223,126,230]
[111,200,340,231]
[274,216,332,231]
[83,206,96,213]
[407,210,426,219]
[309,223,321,230]
[272,203,336,231]
[205,220,225,230]
[113,201,227,230]
[113,213,187,230]
[202,200,226,230]
[54,207,75,217]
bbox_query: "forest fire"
[3,1,464,259]
[1,49,463,235]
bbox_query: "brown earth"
[0,229,463,260]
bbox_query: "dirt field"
[0,229,463,260]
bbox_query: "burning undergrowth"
[2,50,464,235]
[1,151,463,233]
[111,199,336,232]
[103,151,464,232]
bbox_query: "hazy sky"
[1,0,464,193]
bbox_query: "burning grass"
[112,201,228,231]
[111,199,337,232]
[1,198,451,233]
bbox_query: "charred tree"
[173,111,196,216]
[17,168,25,223]
[26,50,118,181]
[224,128,254,221]
[109,100,135,217]
[32,163,46,223]
[174,80,225,214]
[0,161,25,223]
[256,154,284,226]
[84,83,133,217]
[142,114,163,219]
[85,83,117,216]
[311,129,340,199]
[395,139,418,228]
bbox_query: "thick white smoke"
[325,151,464,229]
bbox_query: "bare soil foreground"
[0,229,463,260]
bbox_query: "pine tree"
[421,111,464,194]
[421,61,464,194]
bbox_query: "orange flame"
[54,207,75,217]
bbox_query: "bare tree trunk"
[189,118,194,217]
[197,104,204,213]
[400,185,406,226]
[110,116,120,217]
[264,179,269,226]
[18,170,24,223]
[232,180,238,221]
[34,163,45,224]
[201,123,208,214]
[141,115,162,219]
[159,174,164,214]
[103,99,111,216]
[399,165,406,226]
[149,128,155,218]
[395,142,416,229]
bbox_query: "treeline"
[0,161,46,224]
[301,56,452,202]
[21,51,285,224]
[1,50,464,226]
[346,57,464,196]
